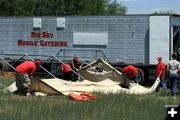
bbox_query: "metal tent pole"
[0,57,16,92]
[78,57,119,81]
[24,54,57,78]
[52,56,86,80]
[24,54,74,93]
[0,57,16,71]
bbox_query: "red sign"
[31,32,53,38]
[17,40,67,47]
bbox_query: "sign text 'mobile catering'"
[17,32,67,47]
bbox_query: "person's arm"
[122,68,131,79]
[158,64,165,77]
[177,62,180,75]
[167,62,170,75]
[129,67,136,78]
[72,60,78,71]
[60,64,64,71]
[72,60,75,69]
[79,59,83,68]
[160,64,165,72]
[121,68,126,76]
[30,66,36,76]
[129,73,135,79]
[160,63,165,70]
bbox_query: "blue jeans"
[156,77,167,93]
[169,74,178,95]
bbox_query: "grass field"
[0,76,180,120]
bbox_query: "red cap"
[35,59,40,66]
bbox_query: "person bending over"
[15,59,40,96]
[122,65,139,83]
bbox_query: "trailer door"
[173,26,180,61]
[149,16,170,65]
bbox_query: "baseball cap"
[35,59,40,66]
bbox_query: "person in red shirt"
[155,56,167,93]
[15,59,40,96]
[122,65,139,83]
[60,63,72,81]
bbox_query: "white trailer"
[0,15,180,84]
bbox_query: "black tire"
[136,68,145,85]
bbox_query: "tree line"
[0,0,127,16]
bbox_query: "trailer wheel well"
[137,68,145,85]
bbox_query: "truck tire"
[137,68,145,85]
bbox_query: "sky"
[118,0,180,14]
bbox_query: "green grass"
[0,76,180,120]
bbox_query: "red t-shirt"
[122,65,139,77]
[60,64,72,72]
[156,62,165,78]
[16,61,37,75]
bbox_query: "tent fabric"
[6,77,160,95]
[6,58,160,95]
[6,78,60,95]
[79,58,129,88]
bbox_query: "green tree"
[13,0,36,16]
[73,0,106,15]
[105,0,127,15]
[0,0,127,16]
[0,0,15,16]
[153,10,177,15]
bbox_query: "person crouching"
[60,63,72,81]
[15,59,40,96]
[122,65,139,83]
